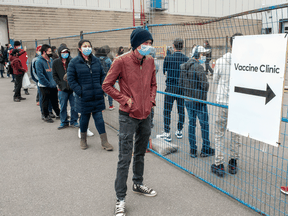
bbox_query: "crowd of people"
[2,29,287,216]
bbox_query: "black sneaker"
[190,149,197,158]
[19,97,26,100]
[200,147,215,157]
[115,199,126,216]
[55,115,60,120]
[41,114,45,120]
[44,116,54,123]
[211,164,225,177]
[228,159,237,174]
[132,183,157,197]
[49,112,56,118]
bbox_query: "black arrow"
[234,84,276,105]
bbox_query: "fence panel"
[19,3,288,216]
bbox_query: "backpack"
[100,56,110,74]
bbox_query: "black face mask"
[47,53,53,58]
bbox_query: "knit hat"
[130,28,153,51]
[14,41,21,47]
[36,45,42,52]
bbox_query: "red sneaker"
[280,186,288,195]
[36,102,40,106]
[109,105,115,111]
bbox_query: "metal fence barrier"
[21,3,288,216]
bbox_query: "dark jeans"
[164,92,185,133]
[0,70,4,77]
[13,74,24,98]
[185,100,211,152]
[58,90,78,125]
[40,87,60,118]
[37,85,52,114]
[205,59,213,74]
[115,113,151,200]
[80,111,105,134]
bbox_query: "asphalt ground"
[0,76,258,216]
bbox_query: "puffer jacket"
[179,58,209,101]
[52,45,72,92]
[67,53,106,114]
[102,50,157,120]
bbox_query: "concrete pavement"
[0,77,258,216]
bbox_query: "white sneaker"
[156,132,172,142]
[115,199,126,216]
[175,130,183,139]
[87,128,94,137]
[78,128,94,138]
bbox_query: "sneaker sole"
[176,135,183,139]
[211,167,225,177]
[228,167,237,175]
[102,146,113,151]
[280,189,288,195]
[58,125,69,130]
[132,190,157,197]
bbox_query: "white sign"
[227,34,288,147]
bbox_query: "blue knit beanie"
[130,28,153,51]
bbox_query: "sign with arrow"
[227,34,288,147]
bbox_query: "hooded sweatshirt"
[52,45,72,92]
[36,55,57,88]
[179,58,209,101]
[213,52,232,105]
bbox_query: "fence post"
[225,36,228,53]
[20,40,22,47]
[80,31,83,40]
[35,39,38,48]
[48,37,51,46]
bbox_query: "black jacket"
[179,59,209,101]
[52,46,72,92]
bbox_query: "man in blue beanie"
[103,27,157,216]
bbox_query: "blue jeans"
[105,92,113,106]
[80,111,106,134]
[58,90,78,125]
[115,113,151,200]
[163,92,185,133]
[185,100,211,152]
[37,85,52,114]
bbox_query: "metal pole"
[80,31,83,40]
[133,0,135,26]
[225,36,228,53]
[48,37,51,46]
[35,39,38,48]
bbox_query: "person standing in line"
[0,44,5,78]
[102,27,157,216]
[10,49,26,102]
[53,45,79,129]
[157,38,189,142]
[210,33,243,177]
[116,46,124,57]
[179,45,215,158]
[96,46,115,110]
[67,39,113,151]
[7,44,15,82]
[12,41,30,95]
[51,46,59,60]
[203,40,213,75]
[36,44,60,123]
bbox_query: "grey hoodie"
[179,58,209,101]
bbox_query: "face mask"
[82,47,92,56]
[204,43,206,46]
[198,55,206,64]
[37,51,41,56]
[61,53,69,59]
[47,53,53,58]
[15,46,21,50]
[138,45,153,56]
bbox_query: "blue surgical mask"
[82,47,92,56]
[61,53,69,59]
[138,45,153,56]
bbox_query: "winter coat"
[36,55,57,88]
[30,54,40,83]
[67,53,106,114]
[213,52,232,105]
[52,46,72,92]
[163,51,189,94]
[179,58,209,101]
[10,55,26,75]
[102,50,157,120]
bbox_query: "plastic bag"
[22,73,31,89]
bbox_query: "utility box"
[150,0,167,11]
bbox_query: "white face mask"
[138,45,154,56]
[37,51,41,56]
[198,55,206,64]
